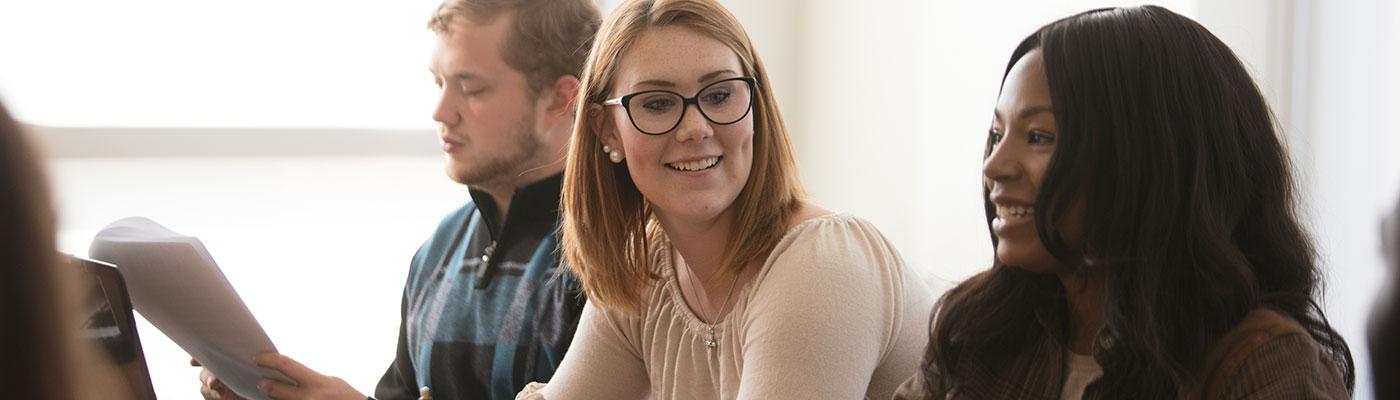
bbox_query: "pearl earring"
[602,145,611,153]
[609,150,624,164]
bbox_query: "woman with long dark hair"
[1374,200,1399,399]
[0,100,129,399]
[0,99,79,398]
[898,6,1353,399]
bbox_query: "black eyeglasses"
[602,77,756,135]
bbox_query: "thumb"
[254,352,319,384]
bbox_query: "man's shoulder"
[409,202,478,265]
[428,201,478,238]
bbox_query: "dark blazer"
[895,308,1349,399]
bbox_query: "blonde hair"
[561,0,804,315]
[428,0,601,94]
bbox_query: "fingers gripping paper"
[90,217,286,400]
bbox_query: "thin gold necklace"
[679,254,742,351]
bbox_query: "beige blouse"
[517,214,936,399]
[1059,353,1103,399]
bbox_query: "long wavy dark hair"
[925,6,1354,397]
[0,101,77,398]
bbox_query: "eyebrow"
[451,72,482,82]
[634,69,739,89]
[429,67,482,82]
[993,105,1054,121]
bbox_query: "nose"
[672,102,714,143]
[432,88,459,127]
[982,136,1022,189]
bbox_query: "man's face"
[429,14,542,187]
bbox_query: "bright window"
[0,0,443,129]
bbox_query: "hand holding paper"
[90,217,287,400]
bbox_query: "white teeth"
[667,156,720,172]
[997,205,1034,219]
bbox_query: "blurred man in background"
[196,1,600,399]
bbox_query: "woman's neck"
[657,207,738,282]
[657,206,746,324]
[1058,269,1106,355]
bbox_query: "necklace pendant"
[705,326,717,350]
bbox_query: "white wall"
[1294,1,1400,397]
[0,0,442,129]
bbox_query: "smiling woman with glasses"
[515,0,935,399]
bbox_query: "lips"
[440,136,464,152]
[995,204,1034,220]
[990,194,1036,236]
[665,156,722,172]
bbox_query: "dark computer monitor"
[72,255,158,400]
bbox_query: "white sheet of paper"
[90,217,286,400]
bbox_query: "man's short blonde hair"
[429,0,602,94]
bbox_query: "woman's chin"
[996,244,1061,274]
[650,192,740,222]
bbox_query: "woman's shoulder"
[1219,308,1308,343]
[772,204,889,256]
[743,204,934,339]
[757,204,917,293]
[1207,308,1315,365]
[784,202,837,229]
[1200,308,1350,398]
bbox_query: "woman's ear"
[590,104,620,150]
